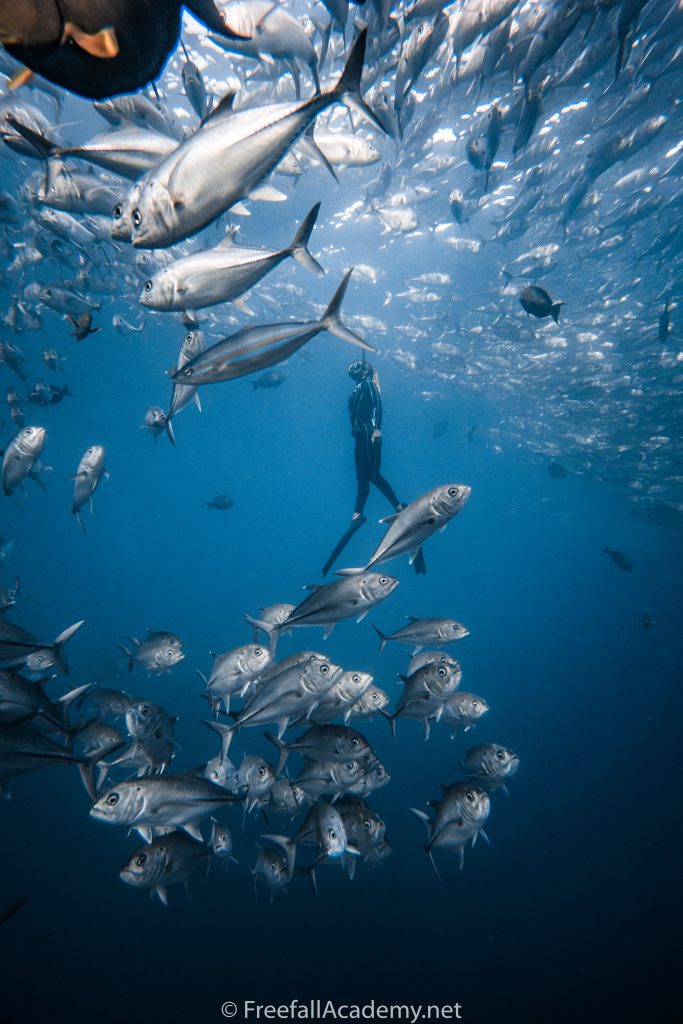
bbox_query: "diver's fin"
[62,23,119,59]
[321,514,366,576]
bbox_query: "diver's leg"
[321,435,370,576]
[369,438,403,511]
[353,432,371,516]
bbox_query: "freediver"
[322,360,426,576]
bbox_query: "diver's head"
[348,360,373,381]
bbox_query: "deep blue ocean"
[1,3,682,1023]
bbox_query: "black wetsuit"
[348,377,401,516]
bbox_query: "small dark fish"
[431,420,448,439]
[658,299,671,345]
[205,495,234,510]
[251,371,285,391]
[604,547,632,572]
[519,285,564,323]
[548,462,566,479]
[0,894,30,926]
[68,313,100,341]
[640,612,654,629]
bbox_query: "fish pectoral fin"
[153,885,168,906]
[233,296,255,316]
[378,512,400,524]
[62,23,119,59]
[183,823,203,841]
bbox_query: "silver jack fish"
[171,269,373,387]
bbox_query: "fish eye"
[320,664,329,674]
[140,706,149,715]
[352,674,360,683]
[211,770,219,780]
[114,204,123,219]
[466,791,475,802]
[166,649,174,657]
[144,280,153,292]
[183,368,193,377]
[258,766,266,777]
[255,648,262,656]
[438,667,446,676]
[363,819,372,830]
[448,487,457,496]
[351,737,359,747]
[328,829,336,840]
[135,854,147,866]
[106,793,120,806]
[132,209,142,228]
[371,692,377,700]
[496,750,505,761]
[270,860,277,870]
[25,428,33,435]
[379,576,388,584]
[472,700,480,708]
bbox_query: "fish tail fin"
[380,708,396,741]
[199,719,234,761]
[5,115,61,161]
[78,737,125,801]
[372,623,388,653]
[551,301,563,324]
[73,509,86,535]
[320,269,374,352]
[333,29,389,136]
[263,732,288,775]
[51,619,85,675]
[289,202,325,275]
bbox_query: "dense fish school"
[0,0,679,978]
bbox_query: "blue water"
[2,7,683,1022]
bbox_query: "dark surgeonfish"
[0,0,248,100]
[604,547,633,572]
[519,285,564,323]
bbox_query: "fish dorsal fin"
[216,227,239,249]
[303,584,321,592]
[248,185,287,203]
[406,615,419,622]
[200,91,237,128]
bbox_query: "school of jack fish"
[1,0,682,903]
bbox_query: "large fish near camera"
[278,572,399,638]
[126,29,386,248]
[171,270,373,387]
[140,203,324,312]
[339,484,471,573]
